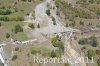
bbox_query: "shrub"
[81,46,86,51]
[15,16,24,21]
[78,38,88,45]
[31,49,38,55]
[12,55,17,61]
[64,63,70,66]
[0,16,10,21]
[89,36,98,47]
[55,0,62,8]
[6,33,10,39]
[28,0,31,2]
[0,9,12,15]
[96,50,100,55]
[51,36,64,54]
[80,21,84,25]
[28,23,35,29]
[4,9,12,15]
[15,47,19,51]
[89,0,96,3]
[55,41,64,54]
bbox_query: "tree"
[55,41,64,54]
[21,0,27,2]
[0,16,9,21]
[31,49,38,55]
[52,17,56,25]
[78,38,88,45]
[14,24,23,33]
[89,36,98,47]
[0,9,12,15]
[28,0,31,2]
[4,9,12,15]
[15,16,24,21]
[37,24,40,28]
[46,9,50,16]
[80,21,84,26]
[28,23,35,29]
[87,50,95,60]
[50,50,57,58]
[51,37,57,46]
[66,23,68,27]
[65,63,70,66]
[71,21,75,27]
[6,33,10,39]
[96,50,100,55]
[97,59,100,66]
[89,0,96,3]
[0,23,1,27]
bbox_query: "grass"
[0,0,45,17]
[0,21,23,40]
[0,21,23,29]
[0,0,45,41]
[30,47,50,56]
[16,32,28,41]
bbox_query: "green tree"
[55,41,64,54]
[52,17,56,25]
[15,16,24,21]
[0,16,9,21]
[50,50,57,58]
[78,38,88,45]
[51,37,57,46]
[0,23,1,27]
[14,24,23,33]
[97,59,100,66]
[4,9,12,15]
[46,9,50,16]
[37,24,40,28]
[87,50,95,60]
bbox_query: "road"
[0,44,7,66]
[34,0,80,35]
[34,0,86,66]
[64,33,86,66]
